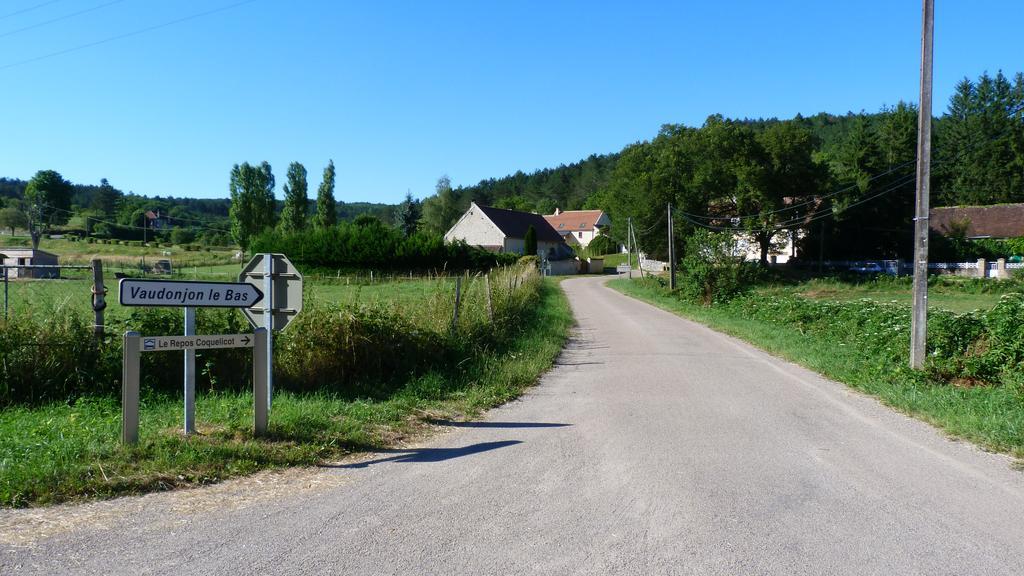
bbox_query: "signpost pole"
[2,266,7,320]
[253,328,268,436]
[123,331,140,444]
[183,306,196,434]
[263,254,274,410]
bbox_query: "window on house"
[558,223,564,228]
[578,232,583,238]
[579,223,585,228]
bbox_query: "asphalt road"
[4,276,1024,575]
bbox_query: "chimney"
[554,207,561,215]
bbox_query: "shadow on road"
[328,441,523,469]
[426,420,571,429]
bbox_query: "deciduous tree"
[312,160,337,229]
[229,161,276,250]
[0,207,28,236]
[279,162,308,233]
[23,169,72,249]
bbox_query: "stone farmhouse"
[444,203,570,259]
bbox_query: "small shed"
[0,248,60,279]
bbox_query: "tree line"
[416,70,1024,261]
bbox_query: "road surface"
[3,276,1023,575]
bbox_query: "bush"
[249,226,518,272]
[585,234,617,256]
[679,229,758,305]
[0,262,543,406]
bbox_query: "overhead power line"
[678,159,917,223]
[0,0,259,71]
[0,0,64,21]
[0,0,125,40]
[676,172,918,236]
[39,202,231,235]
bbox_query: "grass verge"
[0,279,573,507]
[608,278,1024,462]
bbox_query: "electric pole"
[626,217,633,279]
[668,203,676,290]
[910,0,934,369]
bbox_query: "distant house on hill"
[0,248,59,278]
[145,210,172,230]
[542,208,611,248]
[444,202,570,258]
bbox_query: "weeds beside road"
[610,277,1024,462]
[0,266,573,507]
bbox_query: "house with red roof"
[542,208,611,249]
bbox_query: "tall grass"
[0,263,542,406]
[0,262,569,504]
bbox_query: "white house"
[444,202,569,258]
[0,248,59,278]
[542,209,611,249]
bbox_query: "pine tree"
[393,191,421,236]
[313,160,337,229]
[524,225,537,256]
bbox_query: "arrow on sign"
[241,335,251,346]
[119,279,264,308]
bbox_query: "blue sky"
[1,0,1021,204]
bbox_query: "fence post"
[485,273,494,324]
[122,331,141,444]
[2,266,7,320]
[91,259,106,340]
[452,276,462,331]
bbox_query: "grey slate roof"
[477,205,564,242]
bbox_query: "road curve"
[4,276,1024,575]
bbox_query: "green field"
[0,267,571,506]
[775,276,1019,313]
[0,235,237,267]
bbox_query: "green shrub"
[250,226,517,272]
[680,229,759,305]
[584,234,616,256]
[0,262,542,407]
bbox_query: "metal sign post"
[183,307,196,434]
[239,254,303,412]
[264,254,273,407]
[121,331,265,443]
[123,331,141,444]
[119,278,265,436]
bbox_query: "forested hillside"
[4,71,1020,261]
[420,71,1024,261]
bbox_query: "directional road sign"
[140,333,255,352]
[239,253,303,331]
[119,279,263,308]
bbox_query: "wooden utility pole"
[91,259,106,340]
[626,217,633,279]
[631,222,645,279]
[910,0,934,369]
[668,203,676,290]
